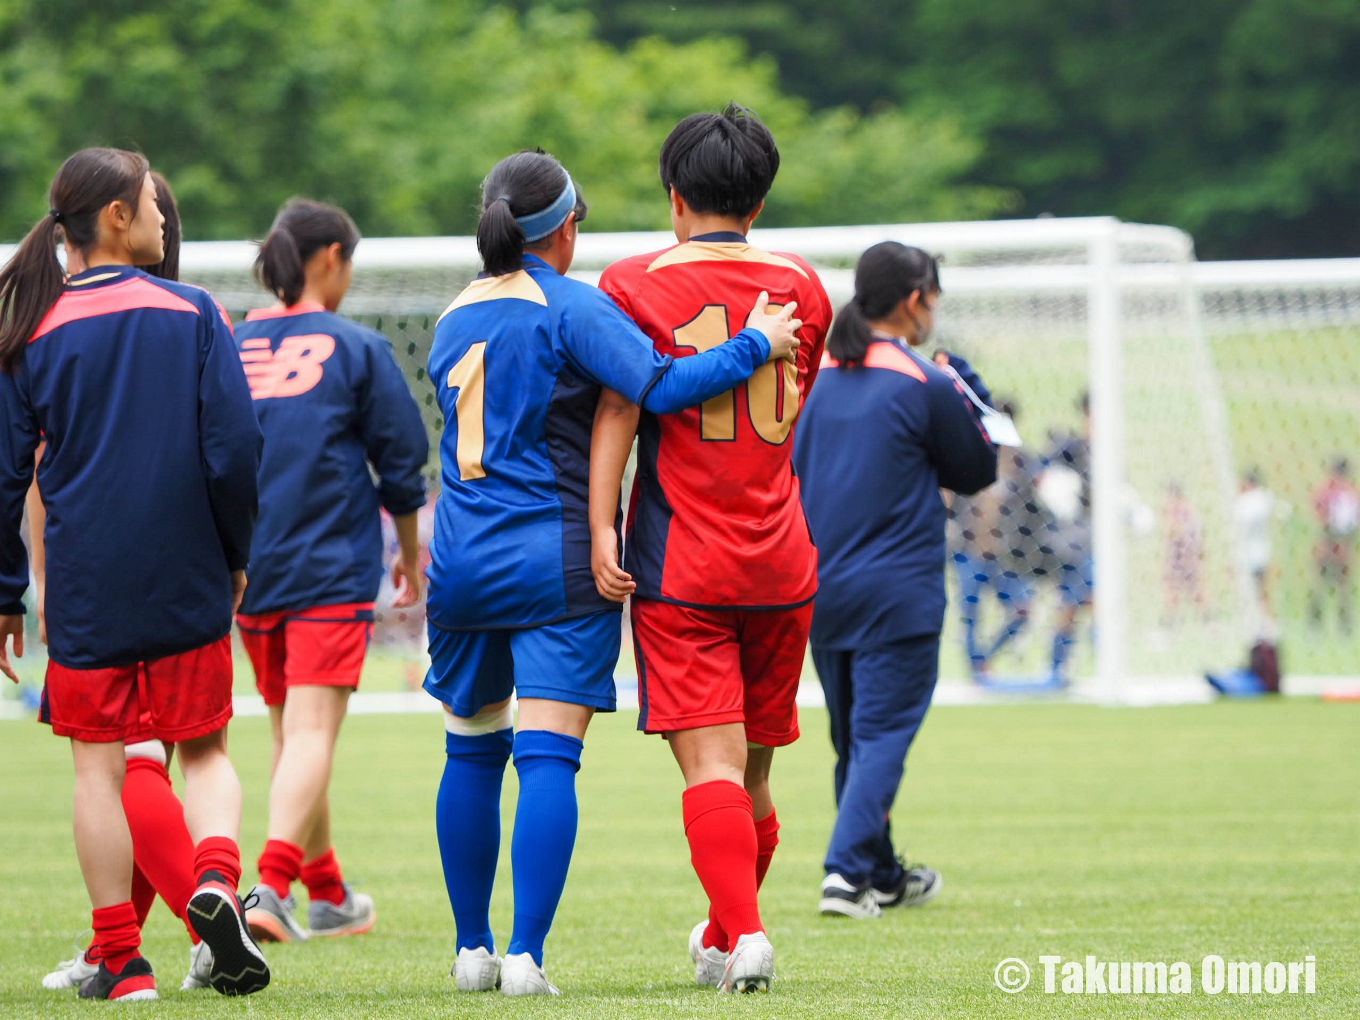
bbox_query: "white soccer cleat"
[719,932,774,994]
[180,939,214,991]
[499,951,560,996]
[452,946,502,992]
[42,947,100,990]
[819,873,883,919]
[688,920,728,988]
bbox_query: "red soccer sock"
[195,835,243,892]
[703,806,780,952]
[123,757,200,942]
[754,807,780,888]
[130,865,156,929]
[683,781,763,948]
[91,902,141,975]
[300,848,346,906]
[255,839,304,899]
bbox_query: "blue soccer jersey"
[233,302,429,615]
[426,254,772,632]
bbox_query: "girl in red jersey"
[33,172,218,995]
[233,200,429,943]
[0,149,268,1000]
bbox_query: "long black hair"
[254,198,360,306]
[475,150,588,277]
[0,147,150,369]
[144,172,182,282]
[658,103,778,218]
[828,242,941,366]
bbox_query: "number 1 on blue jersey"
[447,342,487,480]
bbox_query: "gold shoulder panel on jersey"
[437,271,548,323]
[643,242,809,280]
[67,271,124,287]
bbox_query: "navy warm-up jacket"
[233,303,429,615]
[793,339,998,650]
[0,265,262,668]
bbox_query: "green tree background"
[2,0,1356,257]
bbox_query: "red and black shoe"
[76,956,157,1001]
[187,871,271,996]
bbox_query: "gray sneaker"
[243,884,309,943]
[180,939,214,991]
[872,864,943,908]
[308,883,375,938]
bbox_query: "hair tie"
[49,209,63,224]
[495,194,512,205]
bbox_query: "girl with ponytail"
[825,241,942,366]
[35,170,232,996]
[793,241,998,920]
[0,149,268,999]
[233,197,428,944]
[425,149,801,995]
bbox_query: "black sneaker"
[77,956,157,1001]
[871,863,943,908]
[187,871,271,996]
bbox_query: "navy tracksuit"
[793,339,997,886]
[232,303,429,615]
[0,266,261,668]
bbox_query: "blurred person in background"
[1233,469,1290,618]
[234,199,429,944]
[1160,481,1207,627]
[1309,456,1359,633]
[793,242,997,919]
[1037,393,1093,684]
[947,396,1041,681]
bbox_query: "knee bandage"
[124,739,167,766]
[444,701,514,737]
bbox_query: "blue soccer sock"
[1051,627,1076,677]
[507,729,583,966]
[436,728,513,954]
[963,614,983,667]
[988,609,1031,660]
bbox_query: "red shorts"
[630,598,812,746]
[43,636,233,744]
[236,603,373,707]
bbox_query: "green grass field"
[2,699,1357,1018]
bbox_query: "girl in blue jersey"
[0,149,268,1000]
[428,149,801,995]
[233,199,429,945]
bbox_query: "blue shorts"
[1056,555,1095,606]
[423,610,621,718]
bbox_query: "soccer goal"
[168,220,1360,700]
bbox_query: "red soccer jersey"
[600,233,832,609]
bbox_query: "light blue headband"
[514,173,577,242]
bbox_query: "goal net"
[172,219,1360,698]
[7,218,1355,702]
